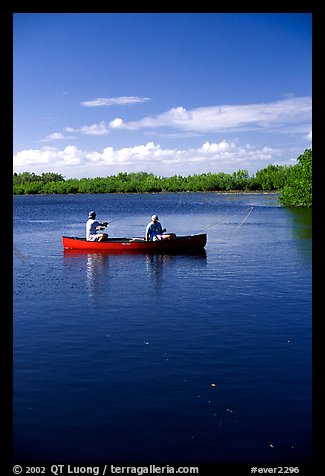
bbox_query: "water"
[13,193,312,465]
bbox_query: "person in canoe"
[145,215,167,241]
[86,211,109,242]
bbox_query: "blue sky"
[13,13,312,178]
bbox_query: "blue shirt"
[146,221,163,240]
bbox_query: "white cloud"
[200,140,235,153]
[41,132,65,142]
[66,96,311,138]
[64,121,110,136]
[15,97,311,177]
[109,118,124,128]
[306,130,312,142]
[109,96,311,133]
[81,96,151,107]
[13,140,283,177]
[14,146,84,167]
[80,121,110,136]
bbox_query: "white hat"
[151,215,158,221]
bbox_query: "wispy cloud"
[64,122,110,136]
[108,97,311,133]
[65,96,311,137]
[40,132,65,142]
[81,96,151,107]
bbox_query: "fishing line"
[153,191,183,217]
[171,192,183,214]
[234,206,254,231]
[194,206,254,234]
[132,191,184,231]
[102,200,253,239]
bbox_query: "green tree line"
[13,149,312,207]
[278,149,312,207]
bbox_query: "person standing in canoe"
[86,211,108,242]
[145,215,167,241]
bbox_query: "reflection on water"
[86,253,109,300]
[63,250,110,306]
[287,208,312,240]
[64,249,207,301]
[145,254,166,287]
[145,251,207,293]
[285,208,312,262]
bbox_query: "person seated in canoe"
[86,211,108,242]
[145,215,167,241]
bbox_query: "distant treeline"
[13,149,312,207]
[12,166,291,194]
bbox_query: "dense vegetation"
[13,149,312,207]
[12,166,291,194]
[278,149,312,207]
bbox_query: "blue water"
[13,193,312,465]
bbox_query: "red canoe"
[62,233,207,253]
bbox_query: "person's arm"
[97,221,108,230]
[159,223,166,233]
[93,220,103,231]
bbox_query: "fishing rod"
[98,216,130,228]
[102,190,184,228]
[106,217,125,225]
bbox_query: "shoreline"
[13,190,280,197]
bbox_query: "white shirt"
[86,218,100,241]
